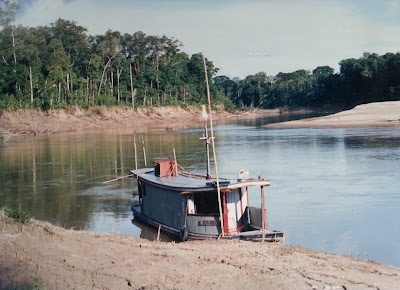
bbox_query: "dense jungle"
[1,2,400,112]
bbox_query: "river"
[1,114,399,267]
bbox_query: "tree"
[18,28,43,104]
[95,30,122,99]
[49,19,90,92]
[121,31,147,75]
[3,16,400,112]
[313,66,334,76]
[47,39,71,109]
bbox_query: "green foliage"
[9,277,47,290]
[97,94,118,106]
[214,52,400,110]
[0,19,223,111]
[29,277,47,290]
[2,207,31,224]
[1,17,400,112]
[313,66,334,76]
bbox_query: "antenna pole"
[202,53,224,236]
[134,140,138,180]
[173,148,178,176]
[141,135,147,167]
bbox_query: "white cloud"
[384,0,400,11]
[17,0,65,26]
[15,0,400,78]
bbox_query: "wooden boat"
[131,160,284,242]
[131,54,284,242]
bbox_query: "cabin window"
[193,191,222,215]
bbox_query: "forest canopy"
[1,16,400,111]
[0,18,225,111]
[215,53,400,110]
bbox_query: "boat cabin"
[133,159,274,240]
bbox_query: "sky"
[14,0,400,78]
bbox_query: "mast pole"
[200,105,211,180]
[202,53,225,236]
[205,121,211,179]
[131,63,138,180]
[261,185,265,242]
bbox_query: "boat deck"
[131,168,270,192]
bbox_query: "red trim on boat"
[222,193,229,234]
[239,188,244,217]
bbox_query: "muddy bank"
[266,101,400,128]
[0,106,288,137]
[1,211,399,289]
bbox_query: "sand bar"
[266,101,400,128]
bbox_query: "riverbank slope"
[1,211,399,289]
[0,106,285,137]
[266,101,400,128]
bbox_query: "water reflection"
[1,115,400,266]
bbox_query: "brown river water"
[1,114,399,266]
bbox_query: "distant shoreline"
[0,106,310,137]
[266,101,400,129]
[3,101,398,139]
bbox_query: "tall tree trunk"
[117,71,120,104]
[50,86,53,113]
[110,70,114,99]
[66,73,70,94]
[134,58,140,75]
[58,82,61,102]
[86,76,89,105]
[98,58,112,96]
[29,65,34,105]
[11,31,16,73]
[11,31,17,92]
[130,63,135,109]
[117,67,122,104]
[156,75,159,90]
[143,86,147,106]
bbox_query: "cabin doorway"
[223,188,248,234]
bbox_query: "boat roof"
[131,168,270,193]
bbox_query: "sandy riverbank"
[0,106,287,137]
[2,101,399,136]
[1,211,399,289]
[266,101,400,128]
